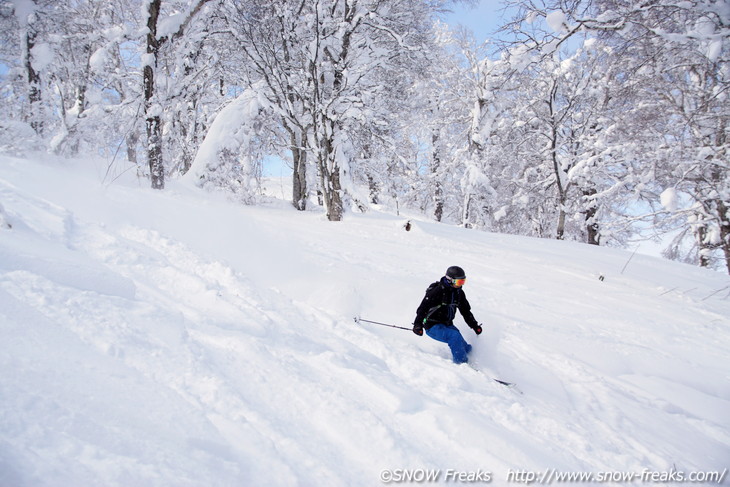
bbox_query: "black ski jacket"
[414,277,479,330]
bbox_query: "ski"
[491,378,523,395]
[469,364,523,395]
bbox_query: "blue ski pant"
[426,324,472,364]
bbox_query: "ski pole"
[353,317,411,331]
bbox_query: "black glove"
[413,323,424,336]
[473,323,483,335]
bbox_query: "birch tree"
[501,0,729,271]
[579,0,729,271]
[141,0,215,190]
[221,0,440,220]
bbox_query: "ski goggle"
[450,277,466,288]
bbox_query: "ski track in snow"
[1,155,729,486]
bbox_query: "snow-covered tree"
[140,0,216,190]
[582,0,729,271]
[0,0,53,138]
[218,0,444,220]
[496,0,729,272]
[405,23,473,223]
[0,0,223,187]
[185,86,273,203]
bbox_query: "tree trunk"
[126,131,139,165]
[55,44,90,155]
[556,204,566,240]
[24,18,42,136]
[710,127,730,274]
[432,129,443,222]
[291,132,308,210]
[367,175,379,204]
[361,145,378,204]
[318,131,343,221]
[548,82,567,240]
[461,193,473,228]
[324,170,343,221]
[697,225,711,268]
[285,116,309,211]
[144,0,164,190]
[717,199,730,275]
[584,188,600,245]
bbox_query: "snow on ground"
[1,154,728,486]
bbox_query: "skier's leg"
[426,324,470,364]
[447,327,470,364]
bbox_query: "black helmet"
[445,266,466,279]
[445,266,466,288]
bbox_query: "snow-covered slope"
[1,155,728,486]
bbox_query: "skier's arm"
[413,283,441,333]
[458,292,481,332]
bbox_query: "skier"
[412,266,483,364]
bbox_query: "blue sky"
[441,0,510,42]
